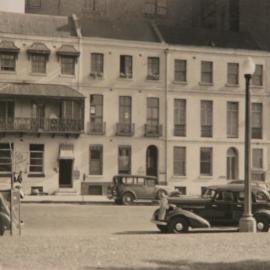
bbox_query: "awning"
[27,42,50,55]
[0,40,20,54]
[56,45,80,57]
[0,83,85,100]
[59,144,74,160]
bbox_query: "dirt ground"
[0,204,270,270]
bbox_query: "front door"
[146,145,158,177]
[59,159,73,188]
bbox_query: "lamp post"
[239,57,257,232]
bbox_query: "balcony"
[116,123,135,136]
[144,124,162,137]
[201,125,212,138]
[252,127,262,139]
[0,117,83,136]
[174,124,186,137]
[251,170,265,181]
[88,122,106,135]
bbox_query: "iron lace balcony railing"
[144,124,162,137]
[88,122,106,135]
[116,123,135,136]
[0,117,83,133]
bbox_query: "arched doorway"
[227,147,238,180]
[146,145,158,177]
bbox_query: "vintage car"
[151,184,270,233]
[107,174,180,205]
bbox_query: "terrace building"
[0,11,269,195]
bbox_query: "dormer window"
[27,42,50,74]
[0,40,20,72]
[56,45,80,76]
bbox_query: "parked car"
[107,174,180,205]
[151,184,270,233]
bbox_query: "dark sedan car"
[151,184,270,233]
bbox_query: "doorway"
[226,147,238,180]
[146,145,158,177]
[59,159,73,188]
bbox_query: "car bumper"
[151,218,167,226]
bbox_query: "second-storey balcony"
[174,124,186,137]
[87,122,106,135]
[0,117,83,135]
[144,124,163,137]
[116,123,135,136]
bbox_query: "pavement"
[22,194,113,204]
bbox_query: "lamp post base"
[239,216,257,232]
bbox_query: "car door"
[132,177,147,200]
[203,190,235,226]
[143,178,156,199]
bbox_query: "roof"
[0,11,76,38]
[0,83,84,99]
[56,45,80,57]
[157,25,262,50]
[207,184,266,192]
[80,17,160,43]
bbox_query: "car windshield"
[202,188,215,199]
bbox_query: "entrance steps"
[54,188,78,196]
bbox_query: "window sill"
[172,81,188,85]
[89,76,104,81]
[28,174,45,178]
[199,82,213,86]
[225,83,239,88]
[199,175,213,179]
[58,74,75,78]
[227,136,239,139]
[251,85,264,90]
[118,77,133,81]
[30,72,47,77]
[0,70,16,75]
[87,175,104,178]
[172,175,187,180]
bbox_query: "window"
[0,54,16,71]
[147,97,159,128]
[175,186,186,195]
[174,99,186,136]
[118,146,131,174]
[27,0,41,8]
[84,0,95,10]
[201,61,213,84]
[31,54,46,74]
[201,100,213,137]
[147,57,160,80]
[60,56,75,75]
[0,143,12,175]
[29,144,44,175]
[252,65,263,86]
[0,101,14,126]
[252,103,263,139]
[119,96,132,124]
[120,55,132,78]
[144,0,167,16]
[200,147,212,176]
[227,102,239,138]
[227,63,239,85]
[252,148,264,181]
[90,53,104,78]
[227,148,238,180]
[175,59,187,82]
[90,95,103,133]
[174,147,186,176]
[62,101,82,120]
[89,145,103,175]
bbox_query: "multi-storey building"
[0,11,269,195]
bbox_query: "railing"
[252,127,262,139]
[144,124,162,137]
[251,170,265,181]
[201,125,212,137]
[174,124,186,137]
[88,122,106,135]
[0,117,83,133]
[116,123,135,136]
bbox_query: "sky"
[0,0,25,13]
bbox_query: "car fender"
[121,189,137,200]
[168,207,210,229]
[0,212,11,228]
[254,209,270,222]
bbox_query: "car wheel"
[157,225,168,233]
[168,216,189,233]
[157,189,168,200]
[256,217,269,232]
[122,193,135,205]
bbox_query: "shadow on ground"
[81,259,270,270]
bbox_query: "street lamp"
[239,57,257,232]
